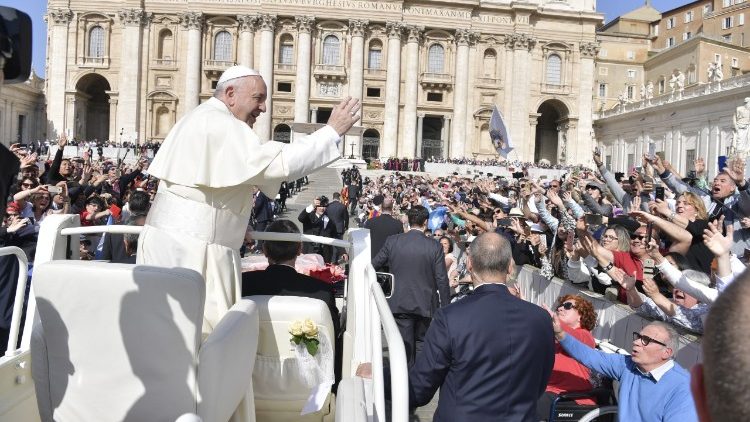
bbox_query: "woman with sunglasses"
[567,224,630,294]
[537,295,598,420]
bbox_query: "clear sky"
[6,0,698,80]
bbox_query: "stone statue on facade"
[707,61,723,93]
[669,70,685,100]
[732,97,750,156]
[646,81,654,104]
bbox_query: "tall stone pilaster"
[180,12,204,113]
[46,8,73,138]
[237,15,258,68]
[401,25,423,158]
[575,41,599,165]
[294,16,315,137]
[255,14,277,140]
[346,19,368,157]
[506,33,536,161]
[382,22,403,158]
[117,9,150,143]
[450,29,479,158]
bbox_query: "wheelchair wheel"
[578,406,618,422]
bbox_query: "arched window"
[362,129,380,160]
[482,49,497,77]
[368,39,383,69]
[157,29,173,60]
[322,35,340,65]
[273,124,291,143]
[279,34,294,65]
[214,31,232,61]
[88,26,105,58]
[427,44,444,73]
[546,54,562,86]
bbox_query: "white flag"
[489,104,513,158]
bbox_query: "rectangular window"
[277,81,292,92]
[723,16,733,29]
[426,92,443,102]
[683,32,692,40]
[724,34,733,42]
[704,4,712,15]
[659,79,665,93]
[724,0,734,7]
[279,44,293,65]
[627,85,635,99]
[368,48,382,69]
[685,11,693,23]
[740,13,745,25]
[732,57,740,67]
[211,80,219,90]
[366,87,381,97]
[666,17,675,29]
[599,83,607,97]
[627,50,635,59]
[653,24,659,36]
[685,149,696,171]
[627,69,636,78]
[667,37,675,47]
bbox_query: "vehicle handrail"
[366,264,408,422]
[58,225,352,248]
[0,247,28,359]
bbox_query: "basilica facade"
[45,0,601,164]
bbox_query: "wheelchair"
[547,375,618,422]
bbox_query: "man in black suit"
[242,219,341,380]
[409,232,554,421]
[364,197,403,262]
[373,205,449,367]
[325,192,349,263]
[297,196,335,261]
[101,191,150,263]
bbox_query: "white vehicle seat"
[250,295,336,422]
[31,261,259,422]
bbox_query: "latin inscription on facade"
[474,15,513,24]
[403,6,471,19]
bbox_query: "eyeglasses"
[601,234,618,241]
[633,332,669,348]
[21,183,35,188]
[558,301,577,310]
[630,234,647,241]
[493,210,503,214]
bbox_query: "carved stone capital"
[348,19,369,38]
[455,29,480,46]
[505,33,536,51]
[258,14,277,32]
[237,15,258,32]
[119,9,150,27]
[385,21,403,39]
[579,42,601,58]
[46,9,73,26]
[403,25,424,44]
[296,16,315,33]
[179,12,204,30]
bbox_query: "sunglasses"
[633,332,669,348]
[558,301,577,310]
[630,234,647,241]
[21,183,35,188]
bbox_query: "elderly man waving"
[139,66,360,334]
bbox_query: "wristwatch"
[668,211,676,222]
[602,262,614,272]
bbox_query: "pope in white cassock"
[138,66,360,334]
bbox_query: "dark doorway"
[75,73,111,142]
[17,115,25,142]
[362,129,380,160]
[534,100,568,165]
[421,116,444,159]
[273,124,291,143]
[316,108,332,124]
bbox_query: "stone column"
[46,9,73,138]
[665,131,673,164]
[401,25,423,158]
[450,29,478,159]
[382,22,403,158]
[529,113,541,162]
[255,14,277,141]
[107,94,118,142]
[180,12,203,113]
[708,123,720,177]
[310,107,318,123]
[346,19,368,158]
[237,15,258,67]
[117,9,149,142]
[416,113,425,158]
[575,42,599,165]
[672,129,682,172]
[507,34,536,162]
[294,16,315,139]
[442,116,451,159]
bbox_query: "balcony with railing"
[540,83,572,95]
[79,56,109,68]
[314,64,347,81]
[204,60,235,70]
[274,63,297,74]
[152,58,177,68]
[476,76,501,86]
[364,68,386,80]
[420,72,453,89]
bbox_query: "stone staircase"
[287,166,344,207]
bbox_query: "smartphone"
[643,258,656,277]
[647,143,656,159]
[594,147,602,156]
[47,186,61,195]
[655,186,665,201]
[645,222,654,245]
[718,156,728,172]
[497,218,513,227]
[584,214,603,225]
